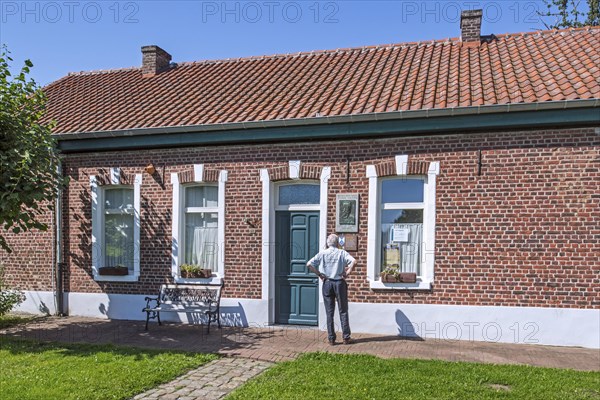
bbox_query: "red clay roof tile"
[43,27,600,134]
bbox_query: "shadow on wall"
[16,291,54,316]
[219,303,249,327]
[97,296,134,321]
[395,309,424,341]
[99,302,108,316]
[59,175,93,296]
[38,301,51,316]
[140,194,171,286]
[164,303,249,327]
[94,295,249,329]
[65,168,173,298]
[96,195,172,321]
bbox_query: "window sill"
[369,279,432,290]
[93,274,139,282]
[174,275,223,285]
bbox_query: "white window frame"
[171,166,227,284]
[366,157,440,290]
[90,171,142,282]
[181,183,219,270]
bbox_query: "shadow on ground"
[1,316,599,371]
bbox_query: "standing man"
[307,234,356,345]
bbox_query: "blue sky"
[1,1,563,85]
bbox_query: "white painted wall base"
[14,290,57,316]
[14,291,600,349]
[64,292,271,327]
[345,302,600,349]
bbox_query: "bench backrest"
[159,283,223,306]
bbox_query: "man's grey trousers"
[322,279,351,341]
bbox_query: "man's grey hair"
[326,234,339,248]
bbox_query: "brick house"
[3,11,599,348]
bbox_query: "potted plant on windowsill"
[180,264,212,279]
[381,265,401,283]
[98,265,129,276]
[380,265,417,283]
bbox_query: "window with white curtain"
[380,178,425,275]
[91,172,142,282]
[103,187,135,272]
[183,185,219,271]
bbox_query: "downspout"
[54,161,65,316]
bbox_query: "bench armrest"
[144,296,160,310]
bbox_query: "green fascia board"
[57,108,600,153]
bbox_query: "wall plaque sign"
[339,233,358,251]
[336,193,359,233]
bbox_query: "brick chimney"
[141,45,172,77]
[460,9,483,45]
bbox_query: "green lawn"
[0,338,217,400]
[227,352,600,400]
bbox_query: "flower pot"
[99,266,129,276]
[381,273,400,283]
[399,272,417,283]
[199,269,212,278]
[181,269,212,279]
[381,272,417,283]
[181,270,201,278]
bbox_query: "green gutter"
[56,101,600,153]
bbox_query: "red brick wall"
[0,208,54,291]
[2,126,599,309]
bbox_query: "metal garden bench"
[143,282,223,333]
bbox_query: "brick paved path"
[132,358,272,400]
[2,316,598,371]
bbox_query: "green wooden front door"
[275,211,319,325]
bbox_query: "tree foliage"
[539,0,600,29]
[0,48,67,252]
[0,265,25,315]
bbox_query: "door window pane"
[278,184,320,205]
[381,179,424,203]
